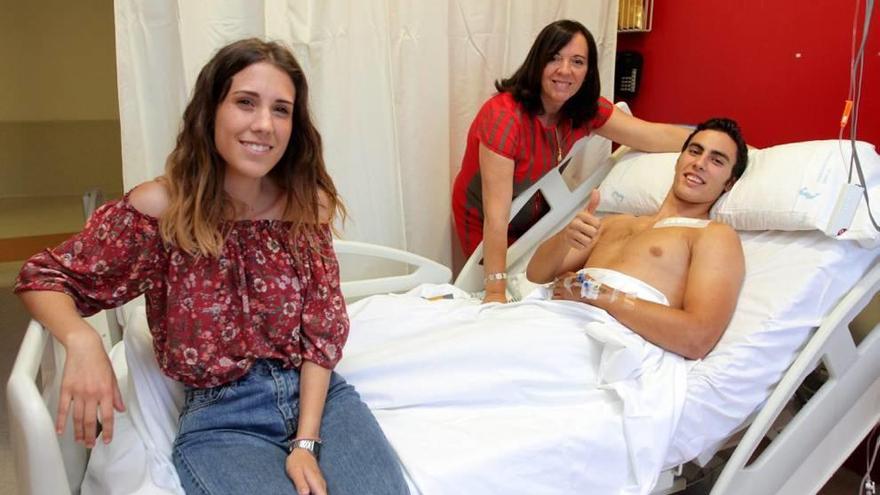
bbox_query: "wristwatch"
[289,438,322,461]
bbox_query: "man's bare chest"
[592,220,694,264]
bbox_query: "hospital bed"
[453,135,880,494]
[7,134,880,494]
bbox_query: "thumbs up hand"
[564,189,602,251]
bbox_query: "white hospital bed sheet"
[80,232,877,494]
[665,230,878,467]
[338,269,687,495]
[85,269,688,495]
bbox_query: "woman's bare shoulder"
[129,180,171,218]
[317,189,334,224]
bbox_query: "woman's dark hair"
[495,20,600,127]
[682,118,749,180]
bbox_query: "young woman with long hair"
[15,38,408,495]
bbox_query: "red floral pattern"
[15,193,349,387]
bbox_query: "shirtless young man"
[526,118,748,360]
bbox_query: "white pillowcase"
[597,150,677,216]
[597,140,880,247]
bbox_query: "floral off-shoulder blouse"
[14,193,349,388]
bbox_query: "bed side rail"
[710,258,880,494]
[334,240,452,300]
[7,320,82,495]
[454,140,617,293]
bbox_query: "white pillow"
[597,150,676,216]
[597,140,880,247]
[714,140,880,244]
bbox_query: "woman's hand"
[482,290,507,304]
[291,361,331,494]
[58,328,125,447]
[286,448,327,495]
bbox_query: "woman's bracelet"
[484,272,508,284]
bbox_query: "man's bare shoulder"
[317,189,334,223]
[128,180,171,218]
[703,221,740,240]
[695,221,743,255]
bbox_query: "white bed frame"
[7,140,880,494]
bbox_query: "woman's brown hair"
[160,38,345,256]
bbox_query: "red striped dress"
[452,92,614,256]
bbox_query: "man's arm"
[526,190,602,283]
[557,223,744,359]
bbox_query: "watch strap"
[289,438,322,460]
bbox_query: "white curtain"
[114,0,618,269]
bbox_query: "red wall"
[616,1,879,148]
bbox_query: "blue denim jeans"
[172,360,409,494]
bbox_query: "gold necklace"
[554,127,564,163]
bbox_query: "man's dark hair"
[495,20,600,128]
[682,118,749,179]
